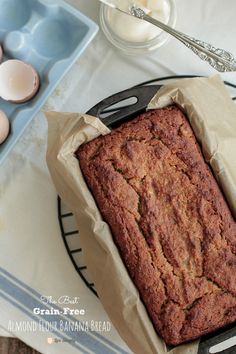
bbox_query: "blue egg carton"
[0,0,98,164]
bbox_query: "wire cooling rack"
[57,196,98,297]
[57,75,236,299]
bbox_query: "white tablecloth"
[0,0,236,353]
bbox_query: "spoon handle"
[130,6,236,72]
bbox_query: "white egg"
[0,60,40,103]
[0,111,10,144]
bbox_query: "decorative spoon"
[99,0,236,72]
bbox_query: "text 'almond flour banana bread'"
[76,106,236,346]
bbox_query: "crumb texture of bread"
[76,106,236,346]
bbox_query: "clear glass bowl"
[100,0,177,55]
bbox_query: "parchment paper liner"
[46,75,236,354]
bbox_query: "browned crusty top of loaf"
[76,106,236,346]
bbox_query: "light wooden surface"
[0,338,41,354]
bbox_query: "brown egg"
[0,60,40,103]
[0,111,10,144]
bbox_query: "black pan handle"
[198,326,236,354]
[87,85,161,127]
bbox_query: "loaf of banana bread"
[76,106,236,346]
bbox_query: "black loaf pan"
[87,84,236,354]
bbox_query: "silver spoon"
[99,0,236,72]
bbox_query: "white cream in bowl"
[107,0,170,42]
